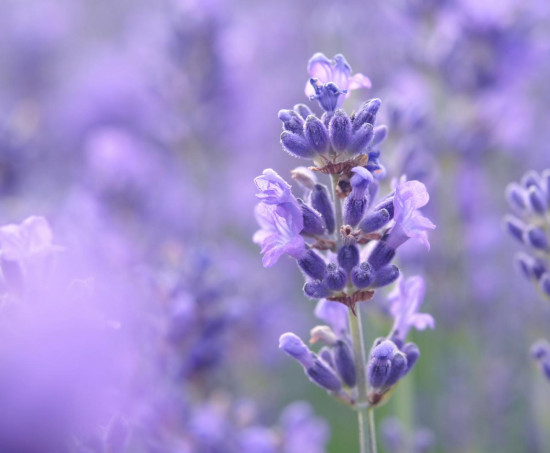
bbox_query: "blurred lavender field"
[1,0,550,452]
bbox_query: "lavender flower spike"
[388,276,434,344]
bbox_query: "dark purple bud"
[505,182,527,211]
[383,352,408,387]
[278,109,305,135]
[325,263,347,291]
[352,98,382,131]
[372,265,400,288]
[367,340,397,388]
[293,103,314,120]
[373,197,395,218]
[402,342,420,373]
[344,198,368,226]
[368,241,396,269]
[311,184,335,234]
[304,115,330,153]
[299,200,325,235]
[504,215,526,243]
[527,186,547,214]
[540,273,550,296]
[281,131,315,158]
[309,79,345,112]
[372,125,388,146]
[349,123,374,154]
[105,416,129,453]
[304,280,330,299]
[298,249,327,280]
[329,109,352,151]
[306,357,343,391]
[319,346,335,368]
[515,252,547,280]
[334,340,356,387]
[338,244,360,272]
[524,226,548,249]
[351,262,374,288]
[360,209,391,233]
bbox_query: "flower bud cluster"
[505,169,550,381]
[504,169,550,298]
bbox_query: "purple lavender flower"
[389,179,436,250]
[388,275,435,343]
[305,53,371,108]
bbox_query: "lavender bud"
[291,167,317,190]
[299,200,326,235]
[304,115,330,153]
[372,125,388,146]
[329,109,352,151]
[368,241,396,269]
[304,280,330,299]
[278,109,304,135]
[310,325,338,346]
[309,79,344,112]
[360,209,391,233]
[351,262,374,288]
[279,333,314,368]
[372,265,400,288]
[325,264,347,291]
[524,226,548,250]
[281,131,315,158]
[311,184,335,234]
[383,351,408,387]
[334,340,356,387]
[402,342,420,373]
[344,198,368,227]
[539,273,550,296]
[373,197,395,218]
[319,346,335,368]
[306,357,343,391]
[505,182,527,211]
[367,340,397,388]
[352,98,382,132]
[338,244,360,272]
[349,123,374,154]
[527,185,548,214]
[504,215,526,243]
[298,249,327,280]
[293,103,314,120]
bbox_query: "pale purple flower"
[314,299,348,335]
[253,203,305,267]
[255,169,296,205]
[388,275,434,342]
[391,180,436,250]
[0,216,60,263]
[304,53,371,104]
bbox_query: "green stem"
[331,173,377,453]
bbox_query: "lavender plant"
[504,169,550,380]
[253,53,436,453]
